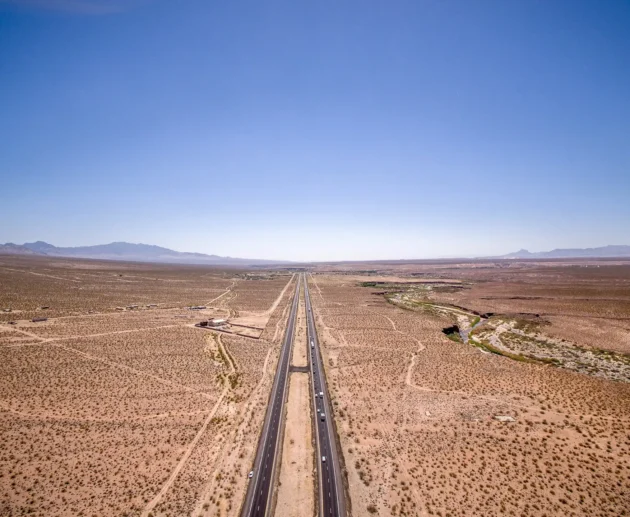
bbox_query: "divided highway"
[305,274,346,517]
[240,275,300,517]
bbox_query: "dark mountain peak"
[501,249,534,258]
[23,241,56,252]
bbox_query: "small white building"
[208,318,227,327]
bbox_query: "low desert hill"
[0,243,42,255]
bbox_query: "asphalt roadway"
[240,274,300,517]
[305,274,346,517]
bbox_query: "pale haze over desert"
[1,1,629,517]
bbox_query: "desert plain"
[1,254,629,517]
[310,259,630,517]
[0,255,296,517]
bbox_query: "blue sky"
[1,0,629,261]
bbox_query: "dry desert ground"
[2,255,630,517]
[309,260,630,517]
[0,255,295,517]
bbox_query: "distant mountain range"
[496,245,630,259]
[0,241,287,266]
[1,241,629,264]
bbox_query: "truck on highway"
[320,413,325,421]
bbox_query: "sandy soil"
[0,256,296,517]
[275,373,315,517]
[4,254,629,516]
[544,315,630,354]
[209,274,296,339]
[292,286,309,368]
[308,266,630,517]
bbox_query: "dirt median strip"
[292,285,308,368]
[275,372,315,517]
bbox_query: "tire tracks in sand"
[191,345,275,516]
[141,333,235,517]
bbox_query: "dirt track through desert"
[141,334,235,516]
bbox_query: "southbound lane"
[240,275,300,517]
[305,274,346,517]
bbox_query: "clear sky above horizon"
[1,0,629,261]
